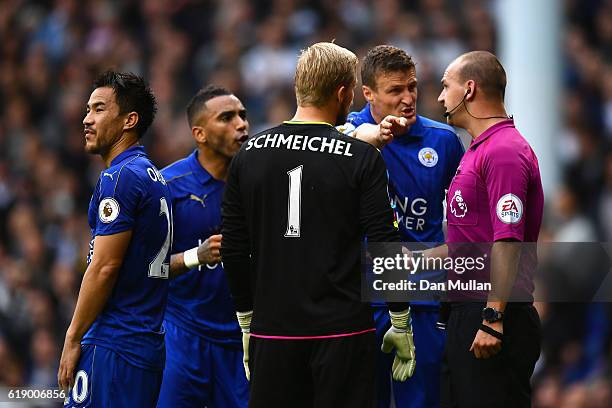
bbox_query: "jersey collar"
[110,145,146,167]
[187,149,215,186]
[469,119,515,150]
[283,120,334,127]
[405,115,425,138]
[364,103,424,139]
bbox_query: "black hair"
[186,85,232,126]
[93,71,157,138]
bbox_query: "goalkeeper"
[221,42,415,408]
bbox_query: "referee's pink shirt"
[446,119,544,299]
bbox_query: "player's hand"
[379,115,409,145]
[381,309,416,381]
[470,321,503,359]
[401,246,421,274]
[57,335,81,392]
[197,234,222,264]
[242,332,251,381]
[236,311,253,381]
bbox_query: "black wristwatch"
[481,307,504,323]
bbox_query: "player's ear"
[336,85,346,103]
[465,80,476,101]
[123,111,139,132]
[192,126,206,144]
[362,85,373,103]
[337,85,353,106]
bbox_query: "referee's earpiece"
[461,86,511,120]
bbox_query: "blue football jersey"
[82,145,172,371]
[345,104,464,244]
[161,150,241,346]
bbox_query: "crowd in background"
[0,0,610,406]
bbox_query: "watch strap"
[479,324,503,341]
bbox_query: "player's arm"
[221,152,252,312]
[408,133,463,269]
[420,244,448,268]
[352,123,385,148]
[58,230,132,391]
[220,151,252,380]
[353,116,408,149]
[358,147,415,381]
[169,234,222,278]
[413,131,463,269]
[358,147,399,244]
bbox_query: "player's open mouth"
[237,134,248,144]
[401,108,415,117]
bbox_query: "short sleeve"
[481,145,530,242]
[94,166,143,236]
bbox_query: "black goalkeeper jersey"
[221,121,399,337]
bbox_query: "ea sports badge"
[99,197,120,223]
[418,147,438,167]
[496,194,523,224]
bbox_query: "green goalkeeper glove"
[381,308,416,381]
[236,311,253,381]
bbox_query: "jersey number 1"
[149,197,173,278]
[285,165,302,238]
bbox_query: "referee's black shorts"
[248,331,377,408]
[441,302,541,408]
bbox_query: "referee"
[221,42,413,408]
[431,51,544,407]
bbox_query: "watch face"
[482,308,495,320]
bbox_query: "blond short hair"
[294,42,358,107]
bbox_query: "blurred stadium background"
[0,0,610,407]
